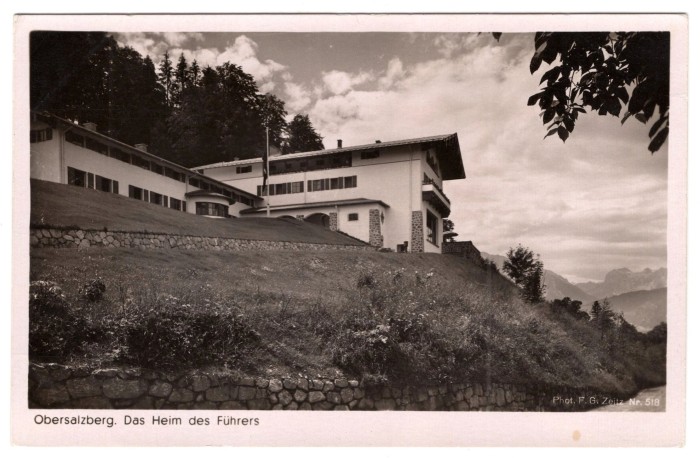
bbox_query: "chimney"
[134,143,148,152]
[337,139,343,148]
[83,122,97,132]
[375,140,381,143]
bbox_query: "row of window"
[308,175,357,192]
[30,128,53,143]
[195,202,229,218]
[257,181,304,197]
[269,152,353,176]
[256,176,358,197]
[128,185,186,211]
[64,131,253,205]
[188,177,254,206]
[67,167,119,194]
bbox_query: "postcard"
[12,13,688,446]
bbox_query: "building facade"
[195,135,466,253]
[30,113,261,218]
[30,113,466,253]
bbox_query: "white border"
[10,13,689,447]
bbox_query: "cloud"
[115,33,287,92]
[284,82,313,112]
[378,58,405,90]
[304,33,667,281]
[321,70,373,95]
[161,32,204,47]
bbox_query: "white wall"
[202,144,434,250]
[30,120,63,183]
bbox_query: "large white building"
[195,135,465,253]
[30,112,466,253]
[30,113,261,218]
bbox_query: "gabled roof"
[195,133,466,181]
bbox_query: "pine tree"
[158,51,174,107]
[172,53,189,107]
[190,59,201,87]
[284,114,324,153]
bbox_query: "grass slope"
[31,179,365,245]
[31,247,515,378]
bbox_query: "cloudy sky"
[115,31,668,283]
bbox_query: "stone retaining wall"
[29,363,605,411]
[30,227,375,252]
[442,241,483,265]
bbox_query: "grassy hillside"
[28,180,665,396]
[31,179,365,245]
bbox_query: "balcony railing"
[422,178,451,217]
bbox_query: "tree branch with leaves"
[527,32,669,153]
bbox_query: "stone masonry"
[410,211,424,253]
[368,209,383,248]
[329,212,338,232]
[30,227,376,252]
[28,363,610,411]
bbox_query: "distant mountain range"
[596,288,667,331]
[481,252,667,330]
[574,267,667,299]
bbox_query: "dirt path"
[595,385,666,412]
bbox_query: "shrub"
[79,278,106,302]
[29,281,89,361]
[122,306,258,370]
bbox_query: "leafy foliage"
[123,306,258,370]
[79,278,106,302]
[527,32,670,153]
[30,32,323,167]
[29,281,90,361]
[503,244,546,303]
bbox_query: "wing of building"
[194,136,466,253]
[30,112,466,253]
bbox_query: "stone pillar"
[368,209,383,248]
[411,211,424,252]
[329,212,338,231]
[295,215,305,220]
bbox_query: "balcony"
[422,179,451,217]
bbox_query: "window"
[131,155,150,170]
[236,165,252,174]
[196,202,229,217]
[426,150,440,176]
[65,131,85,147]
[30,128,53,143]
[67,167,87,188]
[290,181,304,194]
[257,181,304,196]
[170,197,184,211]
[95,175,118,194]
[307,175,357,192]
[85,137,108,155]
[128,185,147,201]
[149,191,164,206]
[150,163,164,175]
[426,210,438,246]
[110,148,131,164]
[348,213,359,221]
[164,167,185,182]
[360,150,380,160]
[239,196,253,206]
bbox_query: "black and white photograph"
[11,13,688,447]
